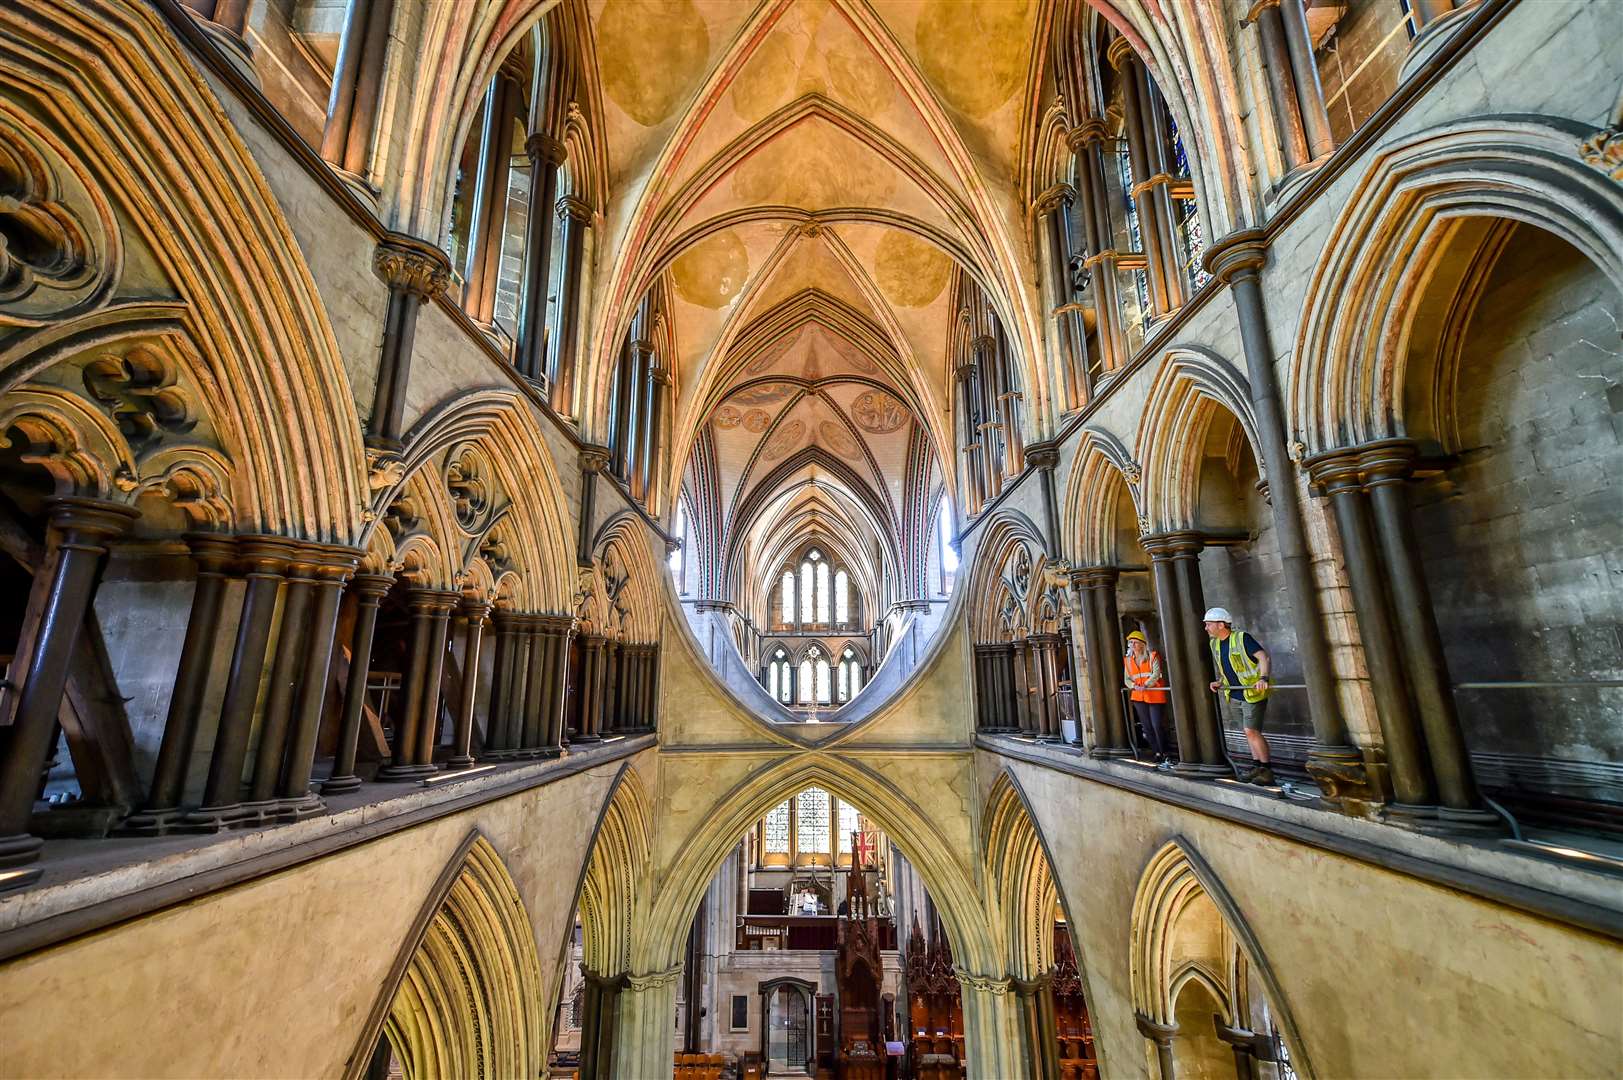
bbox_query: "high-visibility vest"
[1124,650,1169,704]
[1210,632,1269,703]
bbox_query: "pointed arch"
[1290,115,1623,454]
[1062,426,1144,566]
[576,768,654,979]
[965,510,1049,643]
[1135,347,1261,533]
[1130,838,1315,1079]
[346,832,545,1080]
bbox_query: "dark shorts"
[1222,695,1269,732]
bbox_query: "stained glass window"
[781,572,794,623]
[837,660,849,702]
[838,801,860,854]
[768,660,780,700]
[815,560,830,623]
[813,652,831,704]
[798,659,814,703]
[834,570,849,624]
[797,788,831,853]
[800,562,814,623]
[764,801,790,853]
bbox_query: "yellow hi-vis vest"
[1210,632,1269,703]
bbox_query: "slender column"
[1136,1013,1179,1080]
[1110,38,1173,318]
[576,635,605,741]
[638,366,667,505]
[1014,974,1060,1080]
[515,134,566,382]
[413,594,456,768]
[378,589,441,780]
[0,498,138,869]
[1012,640,1035,734]
[1307,451,1434,812]
[550,196,592,412]
[276,549,359,818]
[1030,634,1061,740]
[462,73,520,326]
[1251,0,1310,172]
[645,643,661,735]
[245,554,321,814]
[448,600,490,767]
[1169,535,1227,772]
[1278,0,1335,159]
[482,610,520,759]
[368,235,452,452]
[123,533,237,833]
[1076,569,1129,755]
[323,573,395,794]
[1358,441,1494,826]
[1215,1020,1262,1080]
[1142,535,1199,768]
[1038,186,1086,410]
[320,0,395,177]
[1205,234,1367,797]
[187,538,297,831]
[1139,77,1188,310]
[1069,121,1128,374]
[522,617,549,752]
[544,617,573,749]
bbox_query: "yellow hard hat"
[1126,630,1147,644]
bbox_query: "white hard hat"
[1202,607,1233,623]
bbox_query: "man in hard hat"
[1203,607,1274,785]
[1123,630,1172,765]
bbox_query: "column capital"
[349,571,397,601]
[234,535,303,576]
[45,495,140,542]
[1134,1011,1179,1045]
[1202,228,1270,283]
[534,612,577,635]
[183,531,239,572]
[1244,0,1284,20]
[1139,529,1205,558]
[372,231,452,298]
[1066,118,1110,150]
[459,597,494,622]
[1352,437,1421,487]
[524,131,568,167]
[1106,34,1139,71]
[1069,564,1120,589]
[1032,183,1075,216]
[1301,445,1365,492]
[579,444,612,473]
[557,195,593,223]
[953,967,1014,996]
[1023,441,1061,471]
[1010,971,1053,997]
[406,587,462,615]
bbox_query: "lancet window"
[752,788,881,869]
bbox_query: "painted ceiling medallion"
[762,419,806,461]
[851,390,907,433]
[743,409,772,433]
[729,383,790,407]
[818,420,860,457]
[713,404,743,429]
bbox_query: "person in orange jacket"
[1123,630,1172,764]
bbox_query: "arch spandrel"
[1289,115,1623,455]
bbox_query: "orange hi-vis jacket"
[1125,650,1169,704]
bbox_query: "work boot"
[1249,765,1275,786]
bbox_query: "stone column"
[243,551,321,816]
[515,133,566,383]
[1136,1012,1179,1080]
[319,0,395,177]
[542,616,573,750]
[323,572,395,794]
[1110,37,1177,318]
[187,537,297,831]
[482,609,521,759]
[462,72,520,326]
[1038,185,1087,411]
[1251,0,1311,172]
[123,533,237,834]
[602,638,622,735]
[1069,120,1129,375]
[550,196,592,412]
[1138,74,1189,311]
[576,635,606,741]
[577,446,610,568]
[1031,634,1063,739]
[1168,534,1227,773]
[1215,1019,1262,1080]
[368,234,452,452]
[521,617,549,753]
[1013,973,1060,1080]
[577,970,625,1080]
[1141,534,1196,769]
[276,548,359,818]
[448,599,490,767]
[1205,232,1369,799]
[1076,568,1129,755]
[413,593,456,768]
[0,498,138,869]
[645,642,661,735]
[378,589,450,779]
[1307,449,1434,814]
[1357,440,1495,829]
[1278,0,1335,160]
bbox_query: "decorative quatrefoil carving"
[445,445,494,533]
[81,346,195,446]
[0,124,113,324]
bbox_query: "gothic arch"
[1062,426,1144,566]
[591,513,666,643]
[965,511,1050,644]
[1290,114,1623,454]
[575,768,654,980]
[348,832,546,1080]
[983,772,1084,984]
[1135,348,1262,533]
[0,1,367,542]
[1129,838,1314,1079]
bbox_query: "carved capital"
[372,233,451,299]
[953,967,1013,996]
[579,444,611,473]
[1201,228,1269,283]
[557,195,593,223]
[524,131,568,167]
[365,447,407,490]
[1106,35,1139,71]
[626,965,684,992]
[1579,125,1623,182]
[1024,442,1060,470]
[1066,118,1109,151]
[1032,183,1075,216]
